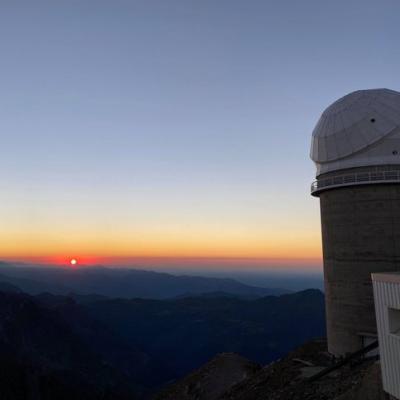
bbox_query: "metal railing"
[311,169,400,195]
[307,340,379,383]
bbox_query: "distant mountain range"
[0,290,141,400]
[0,279,325,399]
[85,289,325,381]
[0,262,289,299]
[0,263,325,398]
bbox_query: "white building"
[311,88,400,178]
[372,272,400,399]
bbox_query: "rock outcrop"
[154,353,260,400]
[155,339,388,400]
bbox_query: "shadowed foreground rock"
[155,339,388,400]
[335,362,387,400]
[153,353,261,400]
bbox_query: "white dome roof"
[311,89,400,174]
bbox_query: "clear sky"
[1,0,399,270]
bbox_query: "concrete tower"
[310,88,400,357]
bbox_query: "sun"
[70,258,77,265]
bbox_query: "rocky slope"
[155,339,387,400]
[154,353,260,400]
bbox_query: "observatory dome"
[311,88,400,176]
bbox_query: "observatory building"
[310,88,400,356]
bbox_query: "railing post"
[311,168,400,195]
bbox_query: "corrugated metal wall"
[373,280,400,399]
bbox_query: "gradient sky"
[1,0,399,270]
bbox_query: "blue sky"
[0,0,399,268]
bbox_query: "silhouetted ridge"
[0,262,290,299]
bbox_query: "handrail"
[311,169,400,195]
[307,340,379,382]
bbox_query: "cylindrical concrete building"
[310,88,400,357]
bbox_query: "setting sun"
[70,258,77,265]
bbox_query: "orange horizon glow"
[0,230,322,270]
[1,254,322,271]
[0,230,322,257]
[0,195,322,271]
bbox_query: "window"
[388,307,400,335]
